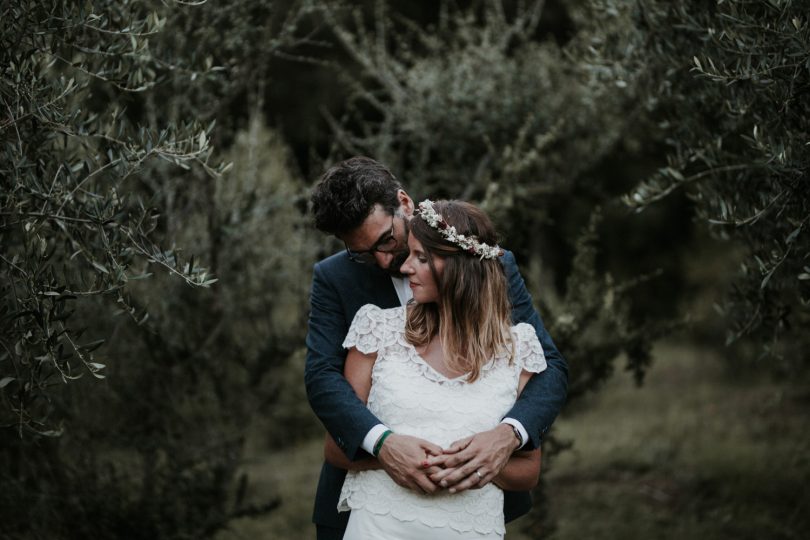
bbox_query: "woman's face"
[400,234,443,304]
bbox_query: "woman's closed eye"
[407,249,428,264]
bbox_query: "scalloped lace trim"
[512,322,548,374]
[339,476,506,535]
[342,304,402,354]
[343,305,546,386]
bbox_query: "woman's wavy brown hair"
[405,200,513,382]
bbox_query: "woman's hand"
[425,423,519,493]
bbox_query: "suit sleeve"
[502,251,568,449]
[304,262,383,461]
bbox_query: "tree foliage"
[1,1,320,538]
[325,0,644,199]
[626,0,810,368]
[0,0,223,437]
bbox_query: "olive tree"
[625,0,810,370]
[1,0,223,438]
[1,1,321,538]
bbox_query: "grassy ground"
[218,341,810,539]
[541,341,810,540]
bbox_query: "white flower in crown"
[416,199,503,260]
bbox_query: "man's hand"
[377,433,444,494]
[426,424,520,494]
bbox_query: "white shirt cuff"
[501,418,528,449]
[361,424,390,455]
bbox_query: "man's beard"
[383,217,410,277]
[383,249,410,278]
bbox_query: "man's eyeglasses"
[344,215,399,264]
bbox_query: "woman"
[325,200,546,539]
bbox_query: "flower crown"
[416,199,503,260]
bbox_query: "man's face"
[340,204,410,276]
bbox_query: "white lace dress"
[338,304,547,540]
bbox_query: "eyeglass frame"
[343,214,401,264]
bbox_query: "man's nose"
[374,251,394,268]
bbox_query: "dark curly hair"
[310,156,402,236]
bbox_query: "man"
[305,156,568,540]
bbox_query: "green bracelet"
[373,430,393,457]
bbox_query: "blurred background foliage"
[1,0,807,538]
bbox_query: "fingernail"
[449,488,456,494]
[440,480,447,487]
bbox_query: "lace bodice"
[338,304,547,536]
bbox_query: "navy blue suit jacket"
[304,250,568,530]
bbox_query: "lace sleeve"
[512,323,547,374]
[342,304,394,354]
